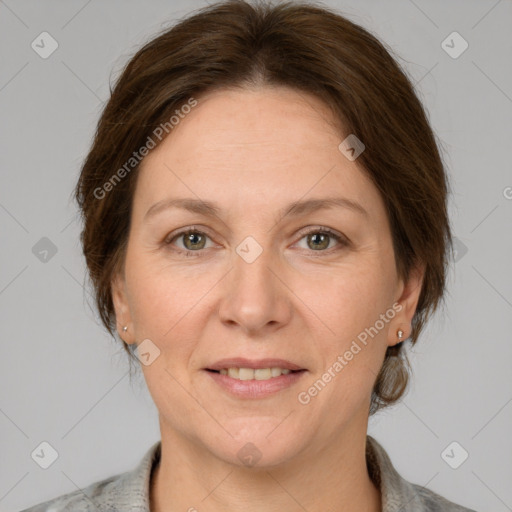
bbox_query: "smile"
[204,368,307,398]
[215,367,298,380]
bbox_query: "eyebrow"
[144,196,368,221]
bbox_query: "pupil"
[186,232,203,249]
[310,233,328,250]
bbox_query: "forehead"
[133,86,384,220]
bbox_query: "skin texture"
[111,86,424,512]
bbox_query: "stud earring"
[122,326,128,333]
[397,329,404,342]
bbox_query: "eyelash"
[164,225,348,258]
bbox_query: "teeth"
[227,368,239,379]
[218,367,293,380]
[254,368,271,380]
[239,368,253,381]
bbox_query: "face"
[112,86,423,467]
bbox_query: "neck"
[150,421,381,512]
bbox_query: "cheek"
[124,252,218,352]
[123,251,175,336]
[297,260,394,400]
[301,263,392,340]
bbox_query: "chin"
[203,417,309,469]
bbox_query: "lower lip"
[204,370,307,399]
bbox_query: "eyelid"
[295,225,347,241]
[164,225,211,244]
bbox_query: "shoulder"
[19,440,161,512]
[411,483,478,512]
[18,473,123,511]
[366,435,479,512]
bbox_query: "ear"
[387,262,425,347]
[111,271,136,345]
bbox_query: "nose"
[218,241,292,335]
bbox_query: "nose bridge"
[219,233,290,333]
[233,233,277,298]
[234,234,273,287]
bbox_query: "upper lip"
[206,358,305,371]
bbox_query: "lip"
[204,368,307,399]
[206,357,305,371]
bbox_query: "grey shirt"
[20,435,477,511]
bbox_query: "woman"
[22,1,477,511]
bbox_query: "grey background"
[1,0,511,510]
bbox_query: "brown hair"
[75,0,453,415]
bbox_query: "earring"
[397,329,404,342]
[122,326,128,333]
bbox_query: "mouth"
[204,368,307,399]
[205,357,306,381]
[205,367,306,381]
[203,358,307,398]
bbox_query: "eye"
[164,225,348,257]
[165,227,213,255]
[295,226,348,253]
